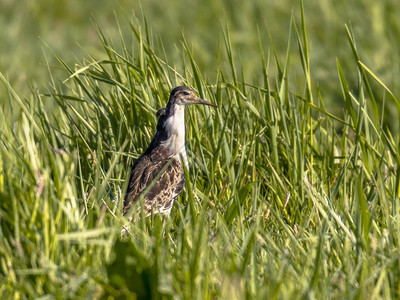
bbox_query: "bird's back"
[123,145,185,218]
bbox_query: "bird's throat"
[161,105,188,165]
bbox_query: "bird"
[122,86,217,226]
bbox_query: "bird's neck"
[161,105,188,165]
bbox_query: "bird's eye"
[182,91,190,96]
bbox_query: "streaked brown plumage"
[123,146,185,218]
[123,86,217,224]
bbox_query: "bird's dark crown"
[168,86,197,106]
[170,86,193,98]
[166,86,217,110]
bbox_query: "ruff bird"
[122,86,217,224]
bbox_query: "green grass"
[1,1,400,299]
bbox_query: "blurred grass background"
[2,0,400,298]
[2,0,400,120]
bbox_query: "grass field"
[1,0,400,299]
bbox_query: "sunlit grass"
[1,2,400,299]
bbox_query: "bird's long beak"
[194,97,218,108]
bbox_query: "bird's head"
[168,86,218,108]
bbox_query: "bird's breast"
[160,108,188,167]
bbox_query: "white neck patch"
[161,105,188,167]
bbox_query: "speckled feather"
[123,145,185,219]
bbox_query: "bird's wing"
[123,146,185,217]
